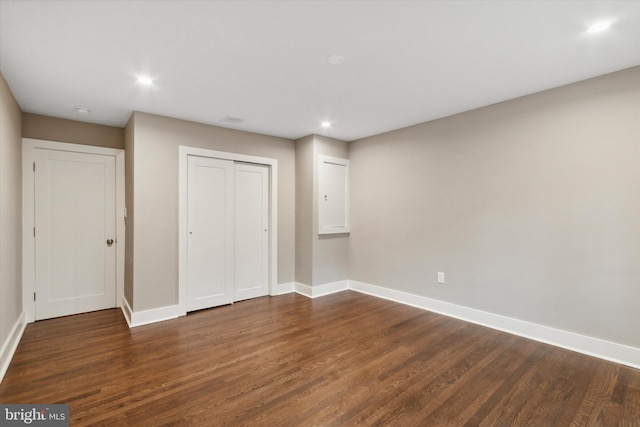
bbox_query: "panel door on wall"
[318,155,350,234]
[187,156,235,311]
[186,157,269,312]
[234,163,269,301]
[34,149,116,320]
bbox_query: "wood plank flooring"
[1,291,639,426]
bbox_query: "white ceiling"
[1,1,639,142]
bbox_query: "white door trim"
[22,138,125,323]
[178,146,278,315]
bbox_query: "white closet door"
[34,149,116,320]
[187,156,235,311]
[234,163,269,301]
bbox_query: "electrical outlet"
[437,272,445,284]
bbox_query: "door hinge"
[33,162,36,172]
[33,292,36,301]
[33,227,36,237]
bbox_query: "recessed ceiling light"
[327,55,344,65]
[321,121,332,128]
[137,76,154,85]
[587,21,611,33]
[74,107,90,115]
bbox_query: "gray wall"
[124,114,135,306]
[348,66,640,348]
[312,136,349,286]
[130,112,295,311]
[22,113,124,149]
[295,135,313,285]
[0,71,22,354]
[295,135,349,286]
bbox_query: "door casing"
[22,138,125,323]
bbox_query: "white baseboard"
[120,296,133,327]
[295,280,349,298]
[0,311,26,384]
[118,279,640,369]
[294,283,312,297]
[348,280,640,370]
[121,296,184,328]
[274,282,295,295]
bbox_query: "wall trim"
[293,283,312,297]
[120,296,133,327]
[348,280,640,370]
[124,283,294,328]
[130,304,183,328]
[0,311,26,384]
[117,279,639,369]
[121,297,183,328]
[294,280,349,298]
[275,282,295,295]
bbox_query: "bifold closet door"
[187,156,235,311]
[187,157,269,312]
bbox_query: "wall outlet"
[437,272,445,284]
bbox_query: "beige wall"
[130,112,295,311]
[312,136,349,286]
[0,71,22,355]
[295,135,313,285]
[123,114,135,306]
[348,66,640,347]
[295,135,350,286]
[22,113,124,149]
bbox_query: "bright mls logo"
[0,404,69,426]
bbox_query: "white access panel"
[34,149,116,320]
[187,156,235,311]
[318,155,350,234]
[234,163,269,301]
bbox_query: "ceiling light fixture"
[137,75,154,85]
[321,121,332,128]
[74,107,90,115]
[587,21,611,33]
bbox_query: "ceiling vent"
[220,115,245,123]
[327,54,345,65]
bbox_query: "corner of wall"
[123,113,136,309]
[310,136,350,287]
[0,311,26,383]
[0,70,24,384]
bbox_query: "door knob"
[106,239,114,247]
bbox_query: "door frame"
[178,146,278,314]
[22,138,125,323]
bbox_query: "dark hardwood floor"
[1,291,639,426]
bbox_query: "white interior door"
[34,149,116,320]
[187,156,235,311]
[234,163,269,301]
